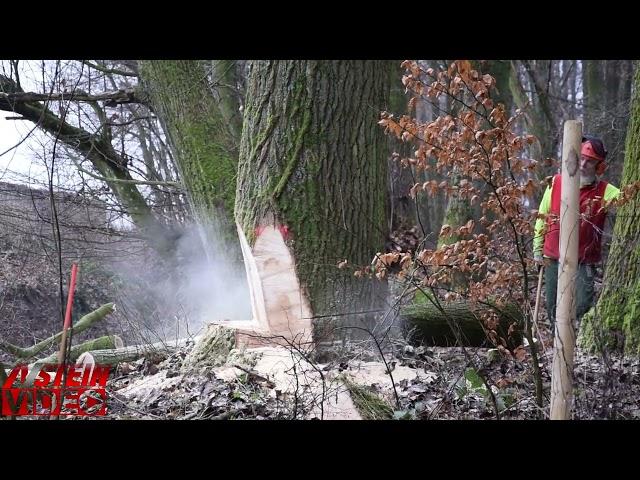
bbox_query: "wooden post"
[550,120,581,420]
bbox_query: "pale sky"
[0,59,80,187]
[0,99,51,186]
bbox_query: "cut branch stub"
[181,324,237,370]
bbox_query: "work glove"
[533,252,544,272]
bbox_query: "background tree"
[583,60,634,185]
[138,61,241,235]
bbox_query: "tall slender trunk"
[604,60,632,185]
[413,60,446,243]
[388,60,417,232]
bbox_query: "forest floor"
[82,329,640,420]
[3,319,639,420]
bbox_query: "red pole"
[63,263,78,330]
[56,263,79,364]
[52,263,79,419]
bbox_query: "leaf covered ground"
[94,332,640,420]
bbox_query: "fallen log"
[2,337,196,392]
[0,303,115,359]
[32,335,123,368]
[0,336,122,389]
[77,337,197,366]
[400,299,523,348]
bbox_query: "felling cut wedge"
[214,222,313,349]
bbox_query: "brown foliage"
[378,60,542,347]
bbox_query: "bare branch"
[67,151,182,188]
[80,60,138,77]
[0,87,147,107]
[0,73,176,254]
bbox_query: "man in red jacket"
[533,136,620,326]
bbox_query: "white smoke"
[106,217,251,342]
[174,219,252,330]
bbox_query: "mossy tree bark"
[235,61,391,345]
[138,60,240,253]
[401,300,522,348]
[435,172,473,292]
[581,63,640,355]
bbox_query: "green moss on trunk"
[236,61,391,343]
[581,63,640,355]
[138,61,238,228]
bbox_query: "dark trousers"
[544,259,595,327]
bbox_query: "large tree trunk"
[138,61,239,240]
[581,63,640,355]
[235,61,391,348]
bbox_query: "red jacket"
[543,174,608,264]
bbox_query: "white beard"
[580,172,596,187]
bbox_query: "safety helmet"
[581,135,607,175]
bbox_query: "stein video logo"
[1,363,110,416]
